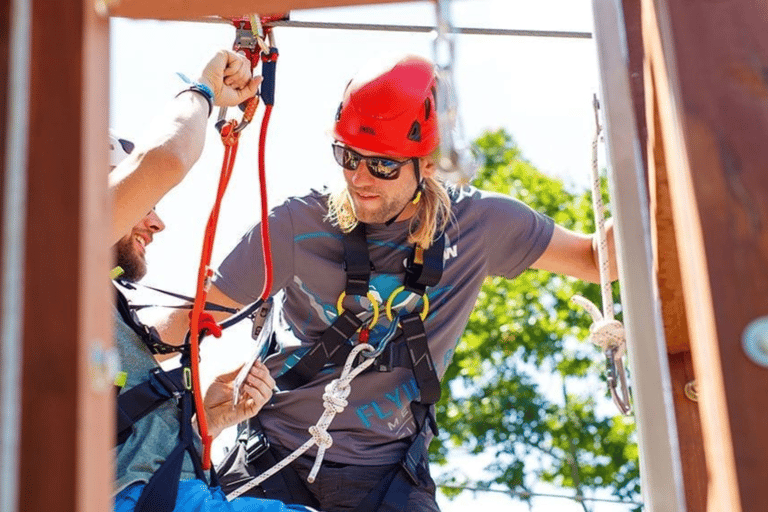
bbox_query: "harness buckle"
[373,343,393,373]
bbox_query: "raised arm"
[531,218,617,284]
[109,49,260,245]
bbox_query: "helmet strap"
[385,159,422,226]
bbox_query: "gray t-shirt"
[214,186,554,465]
[114,309,198,495]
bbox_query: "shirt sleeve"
[483,193,555,279]
[213,201,296,305]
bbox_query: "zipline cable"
[183,17,592,39]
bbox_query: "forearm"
[110,92,209,244]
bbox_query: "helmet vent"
[407,121,422,142]
[424,98,432,121]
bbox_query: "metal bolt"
[684,380,698,402]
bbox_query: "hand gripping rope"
[571,95,632,416]
[187,14,280,469]
[227,343,377,500]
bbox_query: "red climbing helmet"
[333,55,439,158]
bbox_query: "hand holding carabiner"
[198,49,261,108]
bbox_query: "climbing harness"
[224,225,445,503]
[571,95,632,416]
[115,284,220,512]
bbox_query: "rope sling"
[571,94,632,416]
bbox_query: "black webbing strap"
[116,367,187,446]
[275,226,370,390]
[343,223,371,296]
[352,404,437,511]
[399,313,441,404]
[115,287,184,355]
[275,310,363,390]
[404,233,445,293]
[134,356,217,512]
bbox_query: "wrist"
[175,73,214,117]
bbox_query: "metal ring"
[385,286,429,322]
[336,291,379,329]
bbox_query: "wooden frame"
[3,0,767,510]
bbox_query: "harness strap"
[400,312,441,404]
[350,404,437,511]
[134,372,218,512]
[404,234,445,293]
[115,286,183,355]
[275,309,363,390]
[343,224,371,296]
[116,366,187,446]
[115,279,239,314]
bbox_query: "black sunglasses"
[332,142,415,180]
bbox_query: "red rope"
[188,101,275,469]
[258,104,273,300]
[189,120,242,468]
[188,21,279,469]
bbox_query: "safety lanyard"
[187,15,280,469]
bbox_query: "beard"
[114,235,147,282]
[349,191,410,225]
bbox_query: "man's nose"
[145,209,165,233]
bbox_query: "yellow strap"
[114,371,127,388]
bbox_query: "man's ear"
[420,156,437,179]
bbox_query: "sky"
[110,1,635,510]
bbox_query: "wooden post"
[12,0,112,511]
[642,0,768,511]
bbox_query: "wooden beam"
[109,0,408,20]
[18,1,112,511]
[642,0,768,511]
[645,48,708,511]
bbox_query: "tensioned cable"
[267,20,591,39]
[186,17,591,39]
[437,484,644,506]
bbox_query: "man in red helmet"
[158,54,617,511]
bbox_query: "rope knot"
[588,319,625,355]
[308,425,333,449]
[322,380,350,412]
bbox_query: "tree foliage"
[431,129,640,511]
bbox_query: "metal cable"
[186,17,591,39]
[438,484,644,506]
[268,20,592,39]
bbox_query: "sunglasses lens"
[333,144,359,171]
[331,143,405,180]
[367,158,400,179]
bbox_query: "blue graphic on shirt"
[282,230,457,433]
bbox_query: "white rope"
[571,95,631,415]
[226,343,376,500]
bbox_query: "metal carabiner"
[360,318,400,359]
[216,15,274,135]
[605,347,632,415]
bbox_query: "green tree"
[431,129,640,511]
